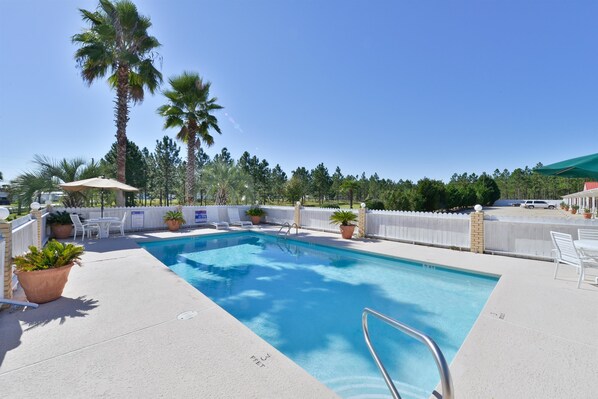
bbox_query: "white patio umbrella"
[60,176,138,218]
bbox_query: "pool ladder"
[362,308,454,399]
[278,222,299,235]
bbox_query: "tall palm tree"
[72,0,162,206]
[157,72,223,204]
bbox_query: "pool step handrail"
[362,308,454,399]
[1,298,38,309]
[277,222,299,236]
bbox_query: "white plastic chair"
[70,214,99,240]
[108,212,127,237]
[207,208,229,230]
[227,208,252,228]
[578,229,598,241]
[551,231,598,288]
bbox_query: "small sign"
[195,209,207,224]
[250,353,271,368]
[131,211,144,229]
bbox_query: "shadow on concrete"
[0,295,98,367]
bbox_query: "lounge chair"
[70,214,99,239]
[227,208,252,228]
[578,228,598,241]
[551,231,598,288]
[207,208,229,230]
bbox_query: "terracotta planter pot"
[583,213,592,219]
[15,263,74,303]
[51,224,73,239]
[165,220,182,231]
[250,216,262,225]
[339,224,356,239]
[571,209,577,215]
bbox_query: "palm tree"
[32,155,102,207]
[341,178,360,208]
[72,0,162,206]
[202,160,250,205]
[157,72,222,205]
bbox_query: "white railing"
[0,238,5,299]
[41,211,49,245]
[484,215,598,259]
[301,207,344,233]
[262,205,295,225]
[367,210,471,249]
[12,218,38,257]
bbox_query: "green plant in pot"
[14,240,84,303]
[583,208,592,219]
[329,210,358,239]
[560,201,566,210]
[163,210,186,231]
[47,210,74,239]
[246,206,266,225]
[571,204,579,214]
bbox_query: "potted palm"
[246,207,266,225]
[571,205,579,214]
[560,201,566,210]
[329,210,358,239]
[163,210,186,231]
[583,208,592,219]
[14,240,84,303]
[47,210,74,239]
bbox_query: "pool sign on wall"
[195,209,207,224]
[131,211,144,229]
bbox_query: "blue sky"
[1,0,597,184]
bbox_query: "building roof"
[584,182,598,191]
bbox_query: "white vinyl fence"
[367,210,471,249]
[301,207,343,233]
[485,216,598,259]
[262,206,295,225]
[12,215,37,257]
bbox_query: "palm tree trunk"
[186,134,196,205]
[115,65,130,206]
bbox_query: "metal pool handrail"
[362,308,454,399]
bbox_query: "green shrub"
[246,207,266,217]
[47,211,72,225]
[14,240,84,272]
[365,199,385,210]
[320,203,340,209]
[329,210,358,226]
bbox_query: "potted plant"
[163,210,186,231]
[13,240,84,303]
[583,208,592,219]
[560,201,566,210]
[564,204,570,211]
[329,210,358,239]
[47,210,73,239]
[571,204,579,214]
[246,206,266,225]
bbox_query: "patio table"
[87,217,120,239]
[574,239,598,256]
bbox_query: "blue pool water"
[140,232,497,398]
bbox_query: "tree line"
[4,146,588,213]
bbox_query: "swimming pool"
[140,232,497,398]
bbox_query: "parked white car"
[520,200,555,209]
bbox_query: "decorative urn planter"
[166,220,182,231]
[250,216,262,225]
[571,209,577,215]
[51,224,73,239]
[15,263,75,303]
[583,212,592,219]
[339,225,356,239]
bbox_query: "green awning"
[535,153,598,180]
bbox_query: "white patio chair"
[227,208,252,228]
[578,229,598,241]
[551,231,598,288]
[108,212,127,237]
[70,214,99,240]
[207,208,229,230]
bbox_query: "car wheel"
[548,205,555,209]
[528,205,534,209]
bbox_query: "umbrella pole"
[101,189,104,218]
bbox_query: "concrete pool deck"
[1,226,597,398]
